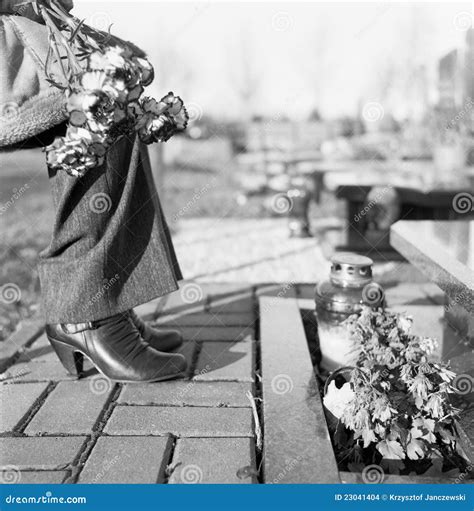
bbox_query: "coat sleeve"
[0,15,67,147]
[0,1,74,23]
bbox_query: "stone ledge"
[260,296,340,483]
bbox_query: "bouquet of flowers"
[323,306,469,475]
[31,0,188,176]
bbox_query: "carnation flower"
[396,314,412,334]
[41,2,188,176]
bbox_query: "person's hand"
[1,1,74,23]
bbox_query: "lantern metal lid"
[329,253,373,288]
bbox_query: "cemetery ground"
[1,149,472,484]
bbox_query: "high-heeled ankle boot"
[129,310,183,352]
[46,313,187,382]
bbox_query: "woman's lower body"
[38,134,187,382]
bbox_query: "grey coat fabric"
[38,133,182,323]
[0,15,68,146]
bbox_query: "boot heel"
[48,337,83,377]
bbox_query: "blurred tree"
[299,19,330,118]
[226,23,262,122]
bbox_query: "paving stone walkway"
[1,218,453,484]
[1,283,271,484]
[1,282,319,484]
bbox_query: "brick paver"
[1,361,76,382]
[16,471,68,484]
[172,326,253,342]
[17,334,56,363]
[25,380,112,435]
[169,437,257,484]
[156,311,254,327]
[0,382,49,433]
[79,436,172,483]
[118,381,253,407]
[207,291,254,314]
[194,341,255,382]
[104,406,254,437]
[0,437,87,469]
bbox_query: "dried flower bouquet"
[323,306,470,476]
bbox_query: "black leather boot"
[129,310,183,352]
[46,313,187,382]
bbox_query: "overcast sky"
[74,1,473,120]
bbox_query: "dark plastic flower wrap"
[37,1,188,177]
